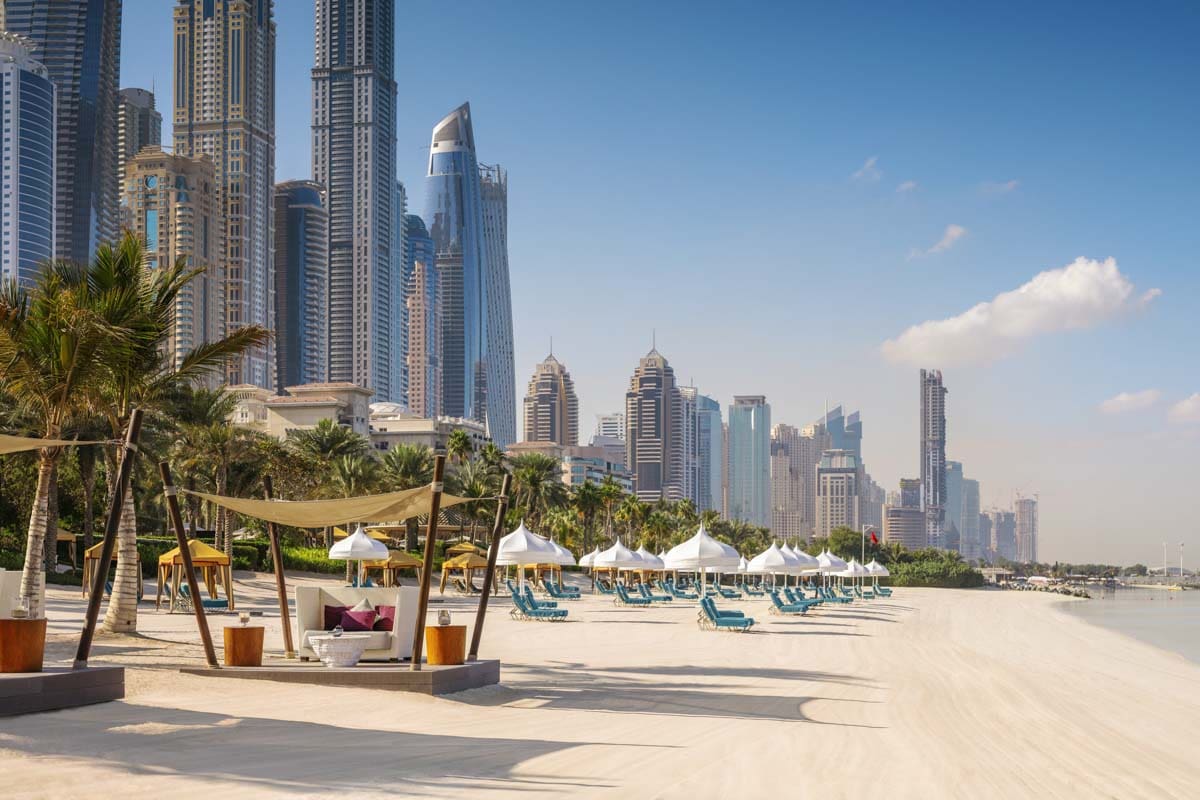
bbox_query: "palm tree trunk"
[102,483,140,632]
[43,462,59,573]
[406,519,418,552]
[80,447,97,550]
[18,451,55,618]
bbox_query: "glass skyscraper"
[696,395,722,514]
[479,164,516,448]
[274,180,329,388]
[726,396,771,527]
[403,213,439,417]
[0,33,56,286]
[5,0,122,263]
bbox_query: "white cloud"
[1099,389,1161,414]
[896,180,918,193]
[852,156,881,182]
[1169,394,1200,424]
[981,180,1020,194]
[881,257,1161,367]
[908,224,967,259]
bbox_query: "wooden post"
[159,461,219,668]
[468,474,511,661]
[410,455,446,671]
[262,476,295,658]
[74,409,143,669]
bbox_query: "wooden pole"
[159,461,219,668]
[410,455,446,671]
[262,476,295,657]
[468,474,511,661]
[74,409,143,669]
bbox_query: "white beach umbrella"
[663,525,740,602]
[593,537,643,572]
[747,543,791,578]
[737,556,749,574]
[866,559,889,589]
[817,550,848,573]
[494,521,556,587]
[792,547,821,574]
[779,543,807,580]
[634,546,664,571]
[328,524,388,585]
[548,538,577,566]
[579,546,601,569]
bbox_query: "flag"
[870,531,879,545]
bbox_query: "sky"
[120,1,1200,566]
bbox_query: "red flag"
[870,531,879,545]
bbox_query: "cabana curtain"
[0,434,109,454]
[179,484,474,528]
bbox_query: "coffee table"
[307,633,372,668]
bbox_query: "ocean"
[1062,588,1200,665]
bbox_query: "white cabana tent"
[663,525,740,603]
[866,559,890,590]
[328,524,389,584]
[816,550,849,586]
[548,538,577,566]
[634,546,664,572]
[579,546,601,568]
[747,543,792,586]
[593,538,643,580]
[494,521,556,588]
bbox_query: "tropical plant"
[509,452,567,530]
[614,495,647,540]
[447,458,496,543]
[381,444,434,550]
[287,419,372,547]
[446,429,474,465]
[597,475,624,542]
[642,510,674,553]
[572,481,602,552]
[477,441,507,476]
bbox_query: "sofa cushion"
[351,598,374,613]
[323,605,348,630]
[374,604,396,631]
[340,608,376,631]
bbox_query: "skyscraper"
[945,460,964,552]
[403,213,439,417]
[675,387,700,506]
[696,394,722,514]
[727,396,771,526]
[920,368,948,547]
[117,87,161,178]
[122,147,222,372]
[961,478,981,562]
[522,353,578,446]
[5,0,121,263]
[1015,495,1038,563]
[312,0,398,400]
[479,163,516,449]
[770,424,806,540]
[0,33,55,286]
[989,509,1017,562]
[174,0,276,388]
[392,181,408,404]
[273,180,328,388]
[625,347,682,502]
[815,449,859,538]
[595,413,626,442]
[426,103,486,424]
[978,513,993,562]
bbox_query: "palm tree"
[170,387,240,535]
[597,476,624,542]
[477,442,506,477]
[287,419,371,547]
[0,261,137,619]
[615,495,647,540]
[446,429,474,466]
[188,421,260,557]
[643,510,673,553]
[509,452,567,530]
[381,444,434,551]
[447,458,495,544]
[572,481,602,552]
[327,454,381,579]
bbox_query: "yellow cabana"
[81,540,142,598]
[334,526,393,542]
[446,541,484,556]
[155,539,234,611]
[362,549,423,587]
[439,552,491,594]
[56,527,77,567]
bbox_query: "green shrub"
[281,547,345,575]
[889,559,984,588]
[0,550,23,570]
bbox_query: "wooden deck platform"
[0,667,125,717]
[179,659,500,696]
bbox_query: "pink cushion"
[323,605,348,630]
[373,605,396,632]
[339,609,376,631]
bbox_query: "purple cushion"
[374,605,396,632]
[339,609,376,632]
[323,605,348,630]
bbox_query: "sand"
[2,574,1198,799]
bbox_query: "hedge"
[888,560,984,588]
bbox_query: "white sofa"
[295,585,418,662]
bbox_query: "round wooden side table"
[223,625,265,667]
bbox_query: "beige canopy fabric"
[0,434,107,455]
[180,485,474,528]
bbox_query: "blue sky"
[121,1,1200,564]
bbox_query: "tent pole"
[410,455,446,671]
[74,408,143,669]
[159,461,219,668]
[262,476,295,658]
[468,474,511,661]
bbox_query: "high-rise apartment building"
[1015,495,1038,563]
[696,394,722,514]
[0,33,55,286]
[625,348,682,502]
[945,460,964,552]
[311,0,398,401]
[5,0,121,264]
[726,396,771,526]
[173,0,276,388]
[273,180,328,388]
[989,510,1017,562]
[392,181,408,404]
[770,424,806,540]
[116,88,161,178]
[978,512,993,562]
[677,387,701,507]
[403,214,439,418]
[920,368,948,547]
[121,147,222,371]
[595,413,626,442]
[522,353,578,446]
[884,505,926,550]
[479,163,516,448]
[899,477,922,509]
[961,478,982,562]
[815,449,860,538]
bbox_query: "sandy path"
[2,577,1197,799]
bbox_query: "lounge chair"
[714,584,740,600]
[595,579,616,595]
[544,579,581,600]
[509,589,568,621]
[178,583,228,611]
[875,586,892,597]
[614,584,651,606]
[768,590,815,615]
[740,583,764,597]
[784,587,821,606]
[852,585,875,599]
[698,597,754,631]
[662,580,698,600]
[522,585,557,609]
[817,586,853,604]
[637,583,673,602]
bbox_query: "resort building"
[273,180,328,389]
[727,396,771,526]
[173,0,277,389]
[369,404,490,456]
[1015,495,1038,563]
[479,163,516,448]
[920,368,948,548]
[312,0,399,402]
[229,382,373,440]
[116,87,161,178]
[0,33,55,287]
[561,446,633,492]
[522,353,579,447]
[625,347,683,503]
[815,449,860,538]
[6,0,121,263]
[121,147,223,373]
[403,213,440,418]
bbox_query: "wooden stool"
[223,626,265,667]
[425,624,466,666]
[0,618,46,673]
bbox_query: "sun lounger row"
[698,597,754,631]
[509,588,567,621]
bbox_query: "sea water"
[1062,588,1200,665]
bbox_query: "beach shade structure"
[792,547,821,573]
[747,543,792,586]
[593,538,643,584]
[82,540,142,599]
[334,525,392,542]
[663,525,741,603]
[548,539,578,567]
[446,541,486,557]
[494,522,556,588]
[635,546,665,574]
[363,549,424,587]
[329,524,389,586]
[579,547,601,569]
[816,550,849,587]
[866,560,891,592]
[439,552,492,594]
[156,539,234,611]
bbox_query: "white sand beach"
[3,577,1198,799]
